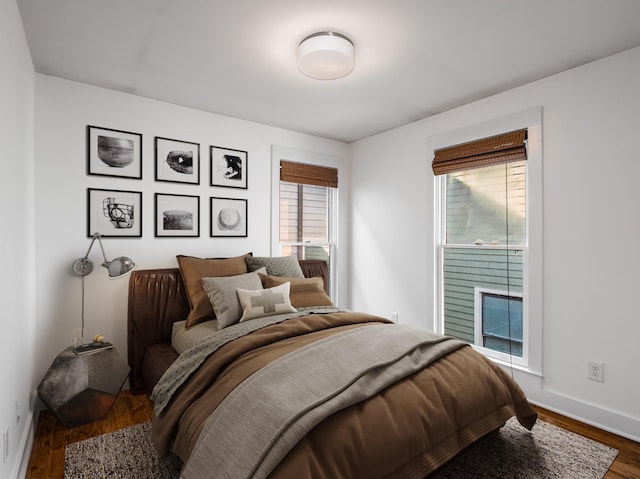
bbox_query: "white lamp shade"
[298,32,354,80]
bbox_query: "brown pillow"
[259,274,333,308]
[177,253,250,328]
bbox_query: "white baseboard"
[511,368,640,443]
[529,390,640,443]
[13,410,35,479]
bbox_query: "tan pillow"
[259,274,333,308]
[177,253,250,328]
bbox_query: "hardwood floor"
[26,390,153,479]
[26,391,640,479]
[534,406,640,479]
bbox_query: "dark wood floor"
[533,405,640,479]
[26,390,153,479]
[26,390,640,479]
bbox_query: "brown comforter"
[152,311,537,478]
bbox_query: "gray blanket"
[180,323,466,479]
[151,306,342,415]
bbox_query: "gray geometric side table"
[37,346,130,428]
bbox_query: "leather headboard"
[127,268,188,392]
[127,259,329,392]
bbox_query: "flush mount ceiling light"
[297,31,355,80]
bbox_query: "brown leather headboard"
[127,259,328,392]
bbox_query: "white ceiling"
[17,0,640,143]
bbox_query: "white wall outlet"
[587,361,604,382]
[390,312,399,323]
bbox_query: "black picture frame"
[155,193,200,238]
[210,197,247,237]
[210,145,248,189]
[87,125,142,179]
[87,188,142,238]
[155,137,200,184]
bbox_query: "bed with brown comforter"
[128,258,537,479]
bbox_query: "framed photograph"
[87,188,142,237]
[210,146,248,189]
[210,197,247,237]
[155,137,200,184]
[155,193,200,237]
[87,125,142,179]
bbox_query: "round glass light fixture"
[297,32,354,80]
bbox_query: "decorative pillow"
[201,268,266,329]
[237,282,297,322]
[177,253,251,329]
[245,255,305,278]
[259,274,334,308]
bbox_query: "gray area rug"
[64,417,618,479]
[64,422,181,479]
[431,417,618,479]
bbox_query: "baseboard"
[529,392,640,443]
[13,410,35,479]
[511,369,640,443]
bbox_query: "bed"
[127,254,537,478]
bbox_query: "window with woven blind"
[280,160,338,188]
[432,129,527,176]
[278,160,337,297]
[435,128,529,366]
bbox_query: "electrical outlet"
[391,312,399,323]
[587,361,604,382]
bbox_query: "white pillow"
[237,282,297,322]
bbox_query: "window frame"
[279,180,337,296]
[271,146,344,304]
[474,285,525,366]
[431,107,542,376]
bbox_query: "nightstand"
[37,345,130,428]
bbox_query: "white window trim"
[473,286,526,367]
[270,145,345,304]
[430,107,543,377]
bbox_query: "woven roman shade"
[280,160,338,188]
[432,129,527,176]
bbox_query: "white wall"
[33,75,348,397]
[0,1,35,478]
[350,46,640,441]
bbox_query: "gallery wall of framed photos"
[86,125,249,239]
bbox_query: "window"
[475,288,523,358]
[278,160,337,297]
[434,128,532,367]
